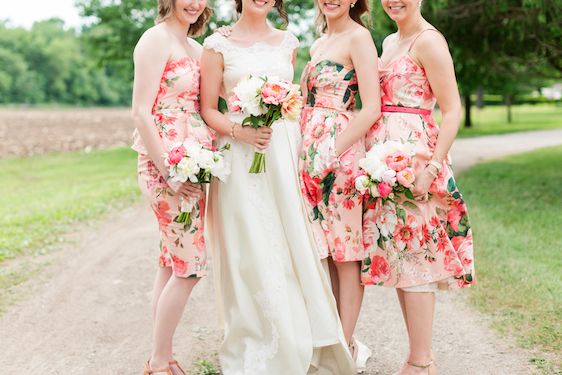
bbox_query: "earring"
[351,2,356,7]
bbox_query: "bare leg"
[152,267,173,318]
[327,257,340,310]
[150,275,201,372]
[398,292,436,375]
[333,261,364,345]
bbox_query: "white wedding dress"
[204,32,355,375]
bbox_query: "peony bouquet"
[163,139,231,228]
[228,75,303,173]
[355,140,416,202]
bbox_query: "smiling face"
[172,0,208,26]
[318,0,356,21]
[239,0,276,17]
[381,0,420,23]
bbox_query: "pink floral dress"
[132,56,214,278]
[361,52,475,289]
[299,60,365,262]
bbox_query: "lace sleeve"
[203,33,231,55]
[283,32,300,51]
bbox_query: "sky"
[0,0,83,29]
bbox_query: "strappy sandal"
[407,360,436,375]
[169,359,187,375]
[143,360,173,375]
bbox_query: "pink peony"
[261,81,290,105]
[228,93,241,112]
[396,167,415,188]
[386,150,410,172]
[167,146,186,165]
[377,182,393,198]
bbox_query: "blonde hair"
[156,0,213,36]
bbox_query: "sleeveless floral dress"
[132,56,214,278]
[300,60,365,262]
[362,53,475,289]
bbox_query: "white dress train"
[204,32,355,375]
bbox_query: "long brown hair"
[234,0,289,27]
[156,0,213,37]
[315,0,370,33]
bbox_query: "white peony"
[355,175,371,194]
[209,154,231,181]
[175,157,200,183]
[233,76,266,117]
[381,168,397,186]
[198,148,215,169]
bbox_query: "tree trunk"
[464,94,472,128]
[506,95,513,123]
[476,86,484,109]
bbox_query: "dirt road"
[2,129,561,374]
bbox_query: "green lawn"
[0,148,139,262]
[460,146,562,372]
[458,104,562,137]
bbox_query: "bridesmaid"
[131,0,213,374]
[299,0,380,370]
[362,1,475,374]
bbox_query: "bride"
[200,0,355,374]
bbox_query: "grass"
[0,147,139,262]
[460,146,562,372]
[458,104,562,137]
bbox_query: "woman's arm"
[200,47,272,150]
[335,27,381,156]
[131,28,171,177]
[411,31,462,197]
[415,32,462,165]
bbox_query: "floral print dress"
[361,51,475,289]
[132,56,214,278]
[299,60,365,262]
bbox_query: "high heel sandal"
[169,359,187,375]
[349,337,372,374]
[407,360,436,375]
[143,360,173,375]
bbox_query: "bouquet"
[163,139,231,228]
[355,140,416,202]
[228,75,303,173]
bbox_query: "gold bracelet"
[230,123,237,140]
[428,159,442,172]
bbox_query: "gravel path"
[2,129,561,374]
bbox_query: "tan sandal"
[407,360,436,375]
[169,359,187,375]
[143,360,173,375]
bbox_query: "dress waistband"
[303,104,350,112]
[381,105,431,116]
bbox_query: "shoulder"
[382,32,398,50]
[310,35,326,55]
[187,37,203,55]
[134,24,171,60]
[349,25,377,50]
[412,29,450,61]
[281,30,300,50]
[202,32,229,55]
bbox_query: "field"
[461,146,562,371]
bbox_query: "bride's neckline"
[221,31,289,49]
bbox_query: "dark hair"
[156,0,213,37]
[315,0,370,33]
[235,0,289,27]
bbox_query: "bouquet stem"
[249,151,266,173]
[174,197,196,229]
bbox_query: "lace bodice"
[203,31,299,99]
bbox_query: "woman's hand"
[412,168,436,200]
[236,125,273,150]
[216,25,233,37]
[177,182,204,201]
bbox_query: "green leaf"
[405,189,415,200]
[321,172,336,206]
[447,177,457,193]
